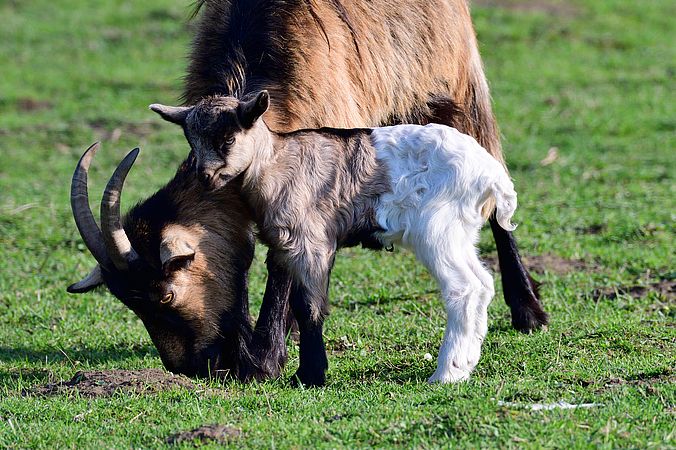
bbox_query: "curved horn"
[100,148,140,270]
[70,142,111,267]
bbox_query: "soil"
[581,369,675,395]
[166,424,241,445]
[575,223,607,235]
[24,369,195,397]
[16,98,53,112]
[592,279,675,301]
[483,253,588,275]
[87,119,163,141]
[472,0,579,16]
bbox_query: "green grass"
[1,0,674,447]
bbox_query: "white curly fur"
[372,124,517,382]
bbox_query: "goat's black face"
[98,261,203,376]
[68,144,255,379]
[73,223,251,378]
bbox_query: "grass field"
[0,0,674,447]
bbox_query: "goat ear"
[149,104,192,126]
[67,265,104,293]
[237,90,269,128]
[160,235,195,272]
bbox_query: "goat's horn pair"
[70,143,140,271]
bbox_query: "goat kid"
[151,92,517,385]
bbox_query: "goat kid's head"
[68,143,255,378]
[150,91,270,191]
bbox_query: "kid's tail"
[490,171,518,231]
[473,160,517,229]
[464,159,517,230]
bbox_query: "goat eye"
[160,291,174,304]
[224,136,235,146]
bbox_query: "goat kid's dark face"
[150,91,270,191]
[68,143,246,378]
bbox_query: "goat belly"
[337,220,386,250]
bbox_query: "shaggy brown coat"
[185,0,501,161]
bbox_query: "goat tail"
[490,173,518,231]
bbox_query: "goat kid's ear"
[149,104,192,127]
[237,90,269,128]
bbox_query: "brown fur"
[129,168,257,376]
[185,1,500,152]
[72,153,258,378]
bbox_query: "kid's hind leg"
[412,233,485,383]
[424,94,548,333]
[464,246,496,368]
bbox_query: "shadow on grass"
[340,362,430,385]
[342,290,438,309]
[0,345,158,365]
[0,344,157,364]
[0,367,55,387]
[0,344,158,384]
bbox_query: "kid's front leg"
[289,280,329,387]
[250,250,293,380]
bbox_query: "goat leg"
[288,281,329,387]
[489,216,548,332]
[250,250,293,380]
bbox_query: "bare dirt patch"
[483,253,588,275]
[16,98,53,112]
[575,223,607,235]
[472,0,580,16]
[581,369,675,395]
[24,369,195,397]
[592,280,675,301]
[166,424,241,445]
[87,119,163,142]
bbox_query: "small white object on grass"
[540,147,559,166]
[497,400,603,411]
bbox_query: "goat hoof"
[289,369,326,388]
[510,303,549,333]
[257,356,288,380]
[505,273,549,333]
[428,367,470,384]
